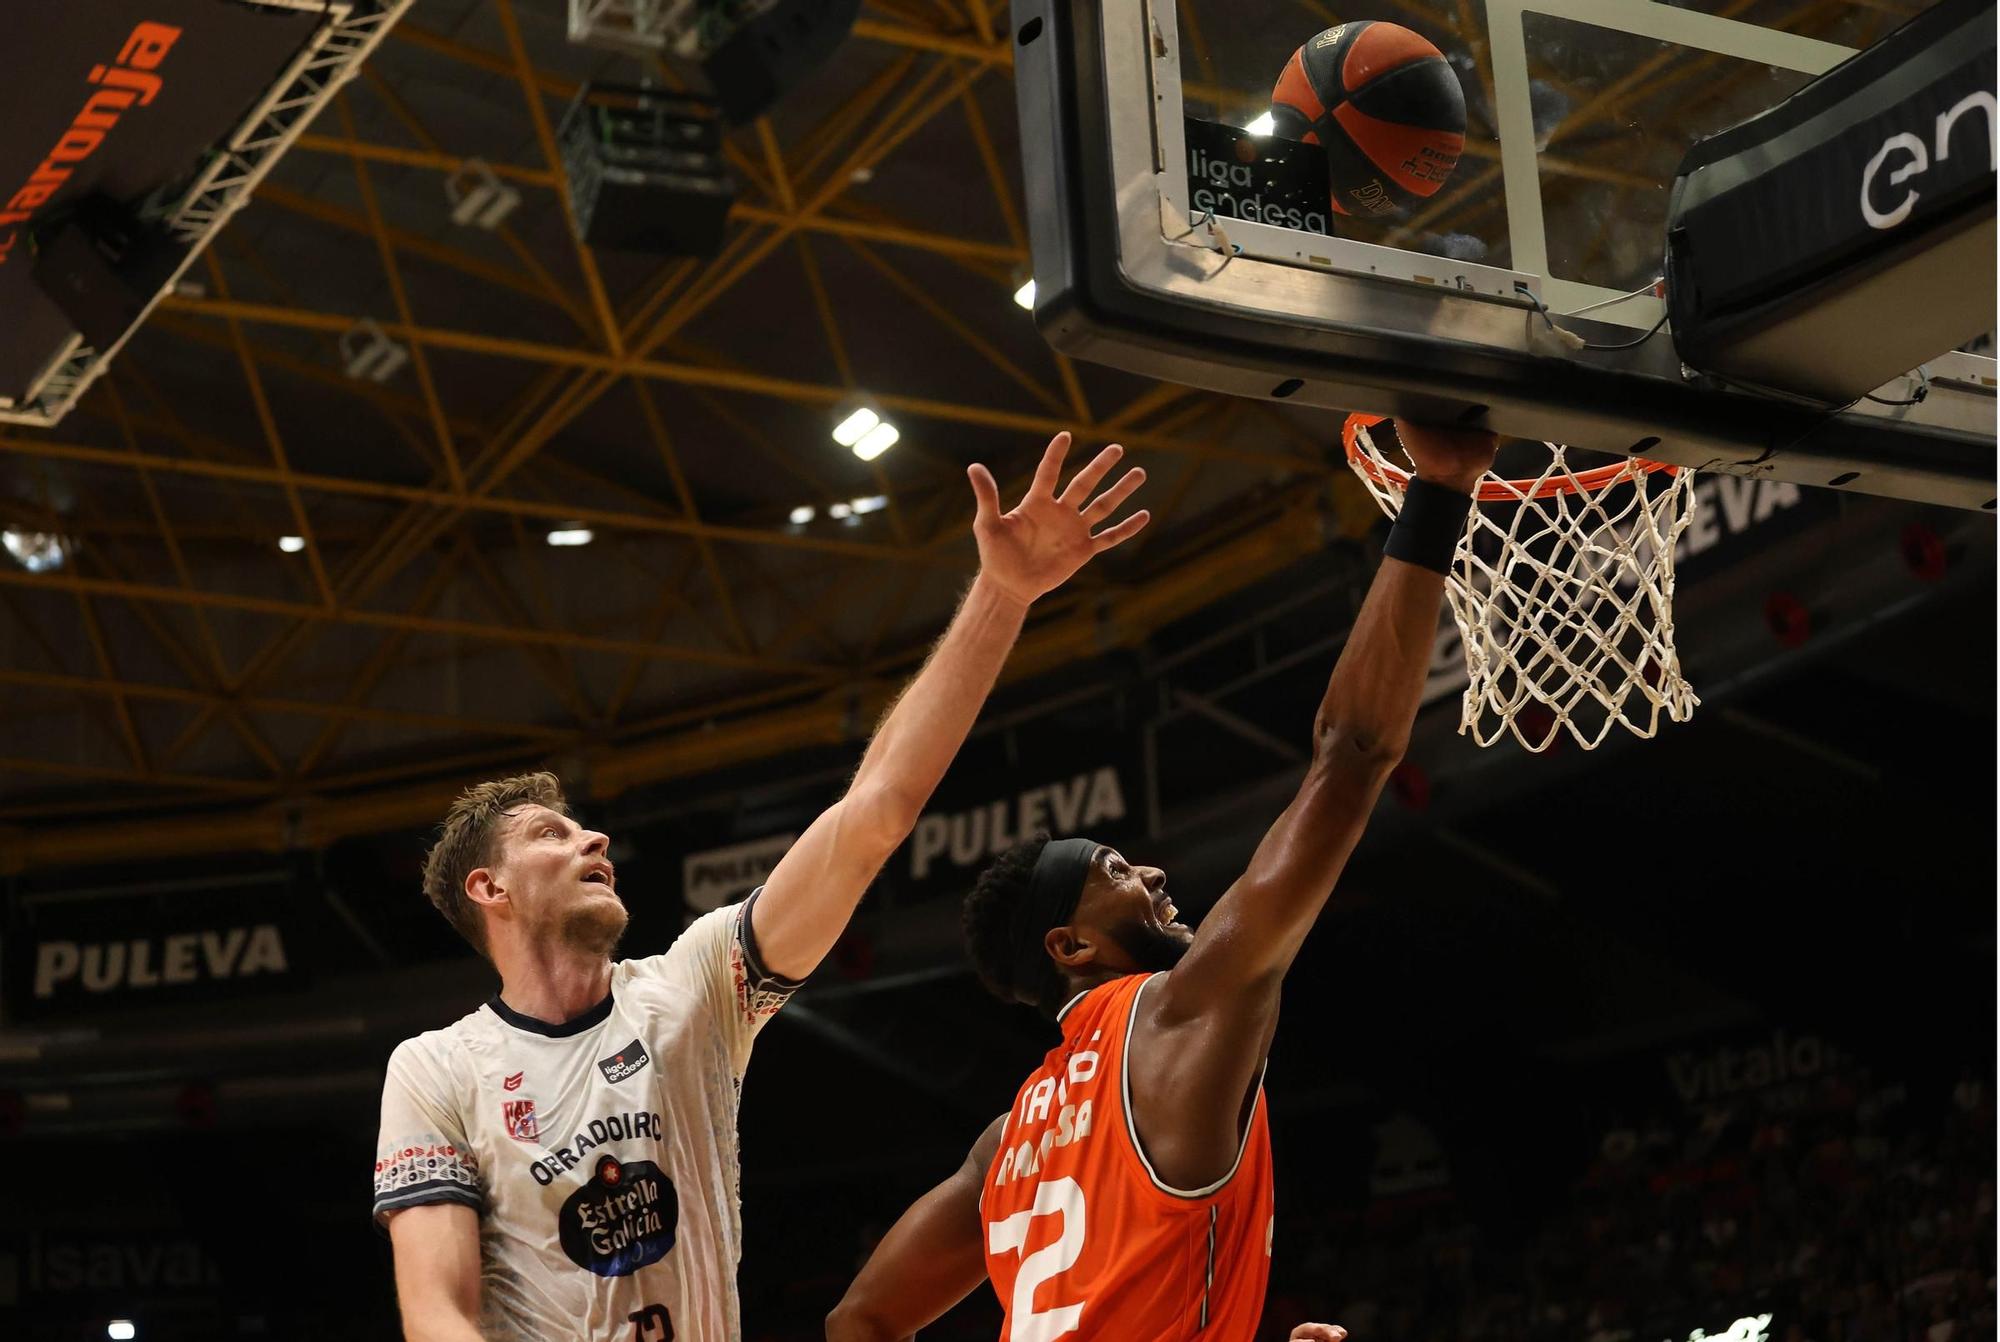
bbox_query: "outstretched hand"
[1394,420,1499,495]
[1289,1326,1349,1341]
[968,432,1150,606]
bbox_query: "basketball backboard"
[1011,0,1997,510]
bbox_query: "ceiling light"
[828,502,852,519]
[851,420,899,461]
[1245,112,1276,136]
[788,505,815,525]
[546,527,594,547]
[109,1325,137,1342]
[849,495,887,514]
[277,535,305,553]
[1,528,64,573]
[445,158,521,229]
[1013,278,1036,309]
[338,318,408,383]
[831,406,880,448]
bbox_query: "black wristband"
[1385,475,1474,575]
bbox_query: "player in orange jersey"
[825,420,1498,1342]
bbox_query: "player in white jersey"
[373,432,1151,1342]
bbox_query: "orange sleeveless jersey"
[977,973,1274,1341]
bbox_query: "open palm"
[969,432,1150,605]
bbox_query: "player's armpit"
[826,1115,1006,1342]
[387,1202,486,1342]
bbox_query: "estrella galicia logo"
[559,1155,678,1277]
[597,1039,651,1085]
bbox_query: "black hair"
[961,831,1067,1019]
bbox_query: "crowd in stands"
[1258,1064,1994,1342]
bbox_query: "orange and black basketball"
[1269,21,1466,217]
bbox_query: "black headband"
[1008,837,1100,1003]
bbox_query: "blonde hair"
[421,772,570,958]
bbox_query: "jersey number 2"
[986,1176,1087,1342]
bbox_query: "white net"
[1343,415,1701,752]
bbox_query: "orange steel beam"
[142,315,492,449]
[72,535,288,777]
[356,68,599,340]
[285,540,476,779]
[849,18,1010,63]
[629,382,754,653]
[839,236,1071,419]
[68,576,148,773]
[492,0,625,358]
[159,293,1317,471]
[110,365,323,611]
[201,253,339,607]
[0,755,273,799]
[0,581,141,772]
[0,667,576,744]
[333,94,470,495]
[250,184,588,327]
[106,382,292,663]
[462,538,601,728]
[958,84,1025,252]
[0,434,925,561]
[292,132,555,185]
[600,548,710,723]
[55,426,292,784]
[0,567,840,675]
[964,0,997,46]
[791,53,926,183]
[756,118,798,214]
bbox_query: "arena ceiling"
[0,0,1933,862]
[0,0,1365,857]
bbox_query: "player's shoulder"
[616,903,741,981]
[388,1009,489,1079]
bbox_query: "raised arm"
[1155,422,1497,1022]
[753,434,1150,980]
[826,1115,1007,1342]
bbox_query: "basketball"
[1269,21,1466,217]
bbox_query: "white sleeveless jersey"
[372,893,800,1341]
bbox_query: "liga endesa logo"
[0,21,183,266]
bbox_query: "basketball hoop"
[1342,414,1701,751]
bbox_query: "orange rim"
[1341,413,1678,503]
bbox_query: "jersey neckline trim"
[1055,987,1092,1024]
[485,987,614,1038]
[1119,972,1266,1199]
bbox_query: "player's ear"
[1045,924,1095,969]
[466,865,507,910]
